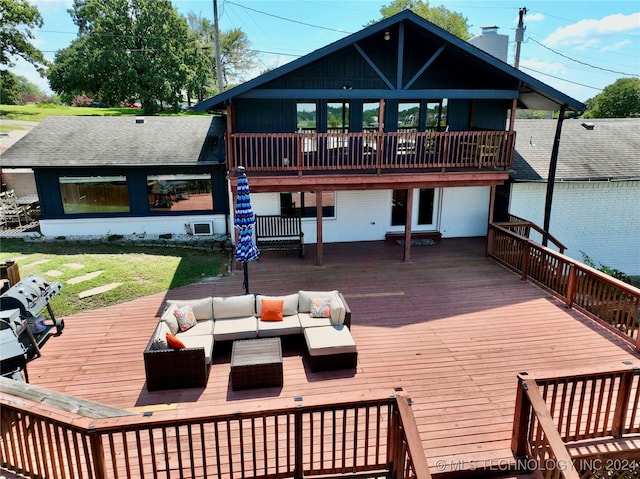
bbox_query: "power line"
[528,37,640,78]
[520,66,604,92]
[225,1,352,34]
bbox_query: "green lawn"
[0,103,209,124]
[1,239,229,318]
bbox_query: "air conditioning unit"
[191,221,213,236]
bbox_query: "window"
[391,188,436,226]
[280,192,335,218]
[398,102,420,131]
[59,176,130,214]
[148,174,213,212]
[426,100,447,131]
[327,102,349,133]
[362,102,380,131]
[297,102,316,132]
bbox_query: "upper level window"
[328,102,349,133]
[362,102,380,131]
[59,176,130,214]
[280,192,335,218]
[398,102,420,131]
[297,102,316,132]
[426,100,447,131]
[148,174,213,212]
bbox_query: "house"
[503,118,640,276]
[193,10,584,263]
[0,116,229,238]
[1,11,585,260]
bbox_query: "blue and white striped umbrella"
[234,169,259,293]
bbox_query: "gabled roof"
[512,118,640,181]
[0,116,222,168]
[194,10,585,113]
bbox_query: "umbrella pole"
[243,262,249,295]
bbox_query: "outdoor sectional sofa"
[143,290,356,391]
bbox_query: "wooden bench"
[255,215,304,257]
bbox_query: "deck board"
[19,238,640,475]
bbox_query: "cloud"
[600,39,633,52]
[520,58,567,76]
[526,12,545,22]
[544,12,640,50]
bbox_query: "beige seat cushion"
[165,297,213,320]
[298,312,332,329]
[213,316,258,342]
[177,319,214,337]
[180,335,214,364]
[258,314,302,337]
[213,295,256,319]
[304,325,357,357]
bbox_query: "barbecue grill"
[0,275,64,381]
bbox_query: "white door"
[390,188,440,231]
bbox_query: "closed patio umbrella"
[234,166,259,294]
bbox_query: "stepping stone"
[63,262,85,270]
[44,270,64,277]
[29,259,50,266]
[67,270,104,285]
[78,282,122,299]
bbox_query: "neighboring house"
[192,10,584,262]
[0,116,228,238]
[505,118,640,276]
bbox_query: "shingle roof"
[512,118,640,181]
[0,116,223,168]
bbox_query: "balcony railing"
[0,383,430,479]
[512,367,640,479]
[227,130,515,174]
[488,223,640,350]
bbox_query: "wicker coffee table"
[230,338,283,390]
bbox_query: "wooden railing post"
[294,406,303,479]
[565,263,577,308]
[511,373,532,457]
[611,368,635,438]
[88,429,107,479]
[521,241,531,280]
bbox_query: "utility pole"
[514,7,527,69]
[213,0,224,94]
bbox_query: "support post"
[542,106,566,246]
[511,373,532,457]
[403,188,414,262]
[316,191,323,266]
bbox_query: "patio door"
[390,188,439,230]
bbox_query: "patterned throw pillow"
[310,297,331,318]
[174,305,197,331]
[166,332,186,350]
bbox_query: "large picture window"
[280,192,335,218]
[59,176,130,214]
[147,174,213,212]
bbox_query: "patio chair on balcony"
[460,136,502,168]
[0,197,29,227]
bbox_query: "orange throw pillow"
[166,332,186,349]
[261,298,284,321]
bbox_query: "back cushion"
[166,297,213,320]
[256,294,299,317]
[298,290,338,313]
[213,294,256,319]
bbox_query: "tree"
[0,70,47,104]
[584,78,640,119]
[186,14,257,94]
[0,0,47,72]
[48,0,210,114]
[372,0,470,40]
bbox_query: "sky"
[11,0,640,104]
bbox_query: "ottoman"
[304,325,357,372]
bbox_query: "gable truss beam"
[404,44,446,90]
[239,89,519,100]
[353,43,395,90]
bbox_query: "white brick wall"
[509,181,640,275]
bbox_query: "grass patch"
[0,104,210,122]
[0,239,228,318]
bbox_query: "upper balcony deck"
[226,130,515,190]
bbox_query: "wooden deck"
[20,238,640,476]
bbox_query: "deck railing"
[227,130,515,174]
[512,367,640,479]
[495,214,567,253]
[0,387,431,479]
[488,224,640,350]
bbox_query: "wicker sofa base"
[144,348,210,391]
[308,351,358,372]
